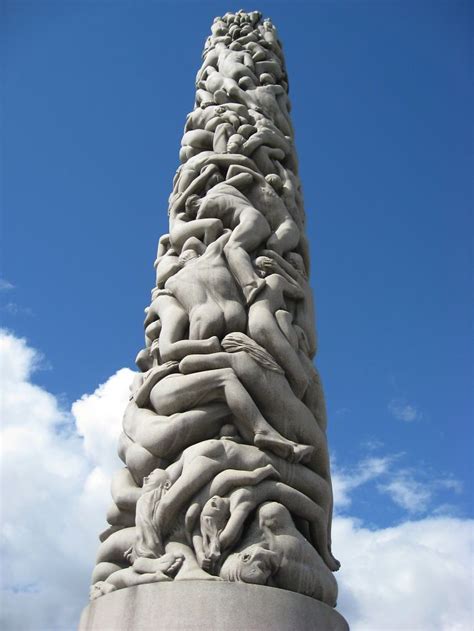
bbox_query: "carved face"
[220,544,279,585]
[143,469,170,492]
[202,495,229,522]
[185,195,201,217]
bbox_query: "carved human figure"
[185,469,331,574]
[188,465,278,572]
[141,438,337,571]
[168,152,259,215]
[196,41,259,87]
[146,360,312,464]
[164,231,247,339]
[191,168,299,302]
[180,105,249,162]
[189,174,271,303]
[247,257,310,397]
[223,164,300,255]
[89,10,340,609]
[195,67,240,108]
[90,552,183,600]
[93,437,336,585]
[144,289,220,362]
[259,249,316,357]
[223,116,295,176]
[259,18,284,59]
[228,73,292,136]
[220,502,338,605]
[238,119,296,173]
[179,333,332,484]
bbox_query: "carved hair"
[221,332,284,374]
[219,553,242,582]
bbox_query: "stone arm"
[169,164,219,217]
[236,32,259,46]
[242,130,291,157]
[218,494,257,551]
[133,362,180,408]
[208,464,279,498]
[204,112,241,132]
[179,351,232,375]
[205,152,260,173]
[221,171,254,192]
[226,163,264,185]
[261,249,304,285]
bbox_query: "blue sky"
[1,1,473,629]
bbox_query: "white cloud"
[1,330,473,631]
[73,368,133,475]
[378,470,464,515]
[378,473,433,513]
[332,455,395,510]
[0,279,14,291]
[388,398,422,422]
[0,329,133,630]
[334,516,474,631]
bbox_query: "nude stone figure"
[168,152,259,216]
[137,438,337,571]
[223,164,300,255]
[88,11,342,614]
[144,288,221,362]
[248,257,310,398]
[196,41,259,87]
[90,552,183,600]
[192,167,300,302]
[225,118,296,176]
[179,333,332,485]
[190,173,272,303]
[147,362,312,465]
[184,469,332,574]
[220,502,338,605]
[164,230,247,339]
[228,73,293,136]
[260,249,316,357]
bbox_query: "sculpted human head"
[185,194,202,218]
[265,173,283,194]
[286,252,307,277]
[142,468,171,492]
[227,133,244,154]
[253,255,273,278]
[201,495,230,527]
[260,72,275,86]
[220,543,280,585]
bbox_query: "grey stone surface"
[80,582,349,631]
[82,8,348,629]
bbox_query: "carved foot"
[133,553,184,577]
[254,432,313,464]
[89,581,117,601]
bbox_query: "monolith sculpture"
[79,10,349,630]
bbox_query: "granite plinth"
[79,581,349,631]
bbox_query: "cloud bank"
[1,330,472,630]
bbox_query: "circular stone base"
[79,581,349,630]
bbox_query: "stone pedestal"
[79,581,349,630]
